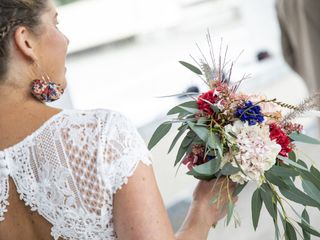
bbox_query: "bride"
[0,0,237,239]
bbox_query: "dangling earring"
[30,63,65,103]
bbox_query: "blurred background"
[52,0,320,238]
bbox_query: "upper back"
[0,108,151,240]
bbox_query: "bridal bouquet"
[148,34,320,239]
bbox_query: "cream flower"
[224,121,281,185]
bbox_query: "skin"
[0,0,238,239]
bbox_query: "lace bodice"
[0,109,152,240]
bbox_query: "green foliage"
[260,184,277,219]
[227,201,234,226]
[232,182,247,197]
[221,163,240,175]
[251,188,263,230]
[148,122,172,150]
[179,61,202,75]
[279,182,320,208]
[168,125,188,154]
[265,172,289,189]
[289,132,320,144]
[174,131,194,166]
[301,179,320,205]
[284,221,297,240]
[301,209,311,240]
[167,101,198,116]
[190,156,221,177]
[267,165,299,177]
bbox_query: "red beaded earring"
[30,62,65,103]
[31,78,64,103]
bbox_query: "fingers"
[210,180,238,209]
[193,177,239,207]
[208,177,237,192]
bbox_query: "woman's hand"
[176,178,238,240]
[192,178,238,227]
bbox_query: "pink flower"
[182,145,207,170]
[282,122,303,134]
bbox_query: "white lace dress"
[0,109,152,240]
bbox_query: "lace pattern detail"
[100,112,152,193]
[0,109,152,240]
[0,151,9,221]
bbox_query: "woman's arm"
[113,162,236,240]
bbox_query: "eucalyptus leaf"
[297,222,320,238]
[288,151,297,162]
[182,131,195,148]
[178,106,199,114]
[148,122,172,150]
[221,163,240,175]
[175,145,188,167]
[265,172,289,189]
[188,122,209,143]
[311,166,320,180]
[211,104,221,113]
[274,218,280,240]
[268,165,299,177]
[196,117,208,125]
[167,101,198,115]
[179,61,203,75]
[285,221,297,240]
[251,188,263,230]
[208,133,223,157]
[187,170,215,180]
[301,179,320,205]
[279,184,320,208]
[168,125,188,154]
[277,155,308,171]
[227,201,234,226]
[297,159,308,168]
[299,167,320,191]
[233,182,247,197]
[174,134,194,166]
[192,157,221,176]
[289,132,320,144]
[260,184,277,220]
[302,208,310,224]
[301,209,311,240]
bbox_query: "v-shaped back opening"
[0,177,55,240]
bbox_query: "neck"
[0,83,47,112]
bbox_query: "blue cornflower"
[235,101,264,125]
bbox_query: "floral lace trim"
[0,151,10,221]
[111,154,152,194]
[0,178,9,221]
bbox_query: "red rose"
[269,123,292,157]
[197,90,218,115]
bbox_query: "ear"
[13,26,38,62]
